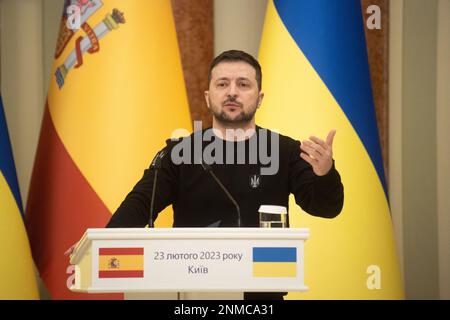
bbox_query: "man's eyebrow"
[214,77,251,81]
[236,77,251,81]
[215,77,230,82]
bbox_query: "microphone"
[201,161,241,227]
[148,150,165,228]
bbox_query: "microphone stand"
[201,161,241,227]
[148,151,163,228]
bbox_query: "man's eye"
[239,82,249,87]
[217,83,227,87]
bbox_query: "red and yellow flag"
[26,0,191,299]
[98,248,144,279]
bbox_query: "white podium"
[70,228,309,300]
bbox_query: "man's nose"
[227,83,238,98]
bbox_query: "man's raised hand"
[300,129,336,176]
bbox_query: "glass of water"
[259,205,287,228]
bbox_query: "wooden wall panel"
[362,0,390,179]
[171,0,214,129]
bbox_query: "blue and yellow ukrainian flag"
[257,0,404,299]
[0,96,39,299]
[253,247,297,277]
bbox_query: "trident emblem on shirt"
[249,174,261,189]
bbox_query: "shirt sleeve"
[288,139,344,218]
[106,144,179,228]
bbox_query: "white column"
[214,0,268,58]
[437,0,450,301]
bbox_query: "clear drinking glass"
[259,205,287,228]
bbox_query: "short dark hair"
[208,50,262,91]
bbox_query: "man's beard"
[209,97,258,125]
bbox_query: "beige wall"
[214,0,267,58]
[390,0,450,299]
[437,0,450,300]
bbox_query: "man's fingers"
[309,136,327,149]
[326,129,337,147]
[303,140,327,156]
[300,143,321,159]
[300,152,318,166]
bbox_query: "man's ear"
[204,91,210,109]
[257,92,264,108]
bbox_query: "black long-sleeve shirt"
[106,126,344,300]
[107,126,344,228]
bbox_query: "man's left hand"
[300,129,336,176]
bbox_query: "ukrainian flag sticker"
[253,247,297,278]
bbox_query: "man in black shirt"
[106,50,344,300]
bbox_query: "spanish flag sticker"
[98,248,144,278]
